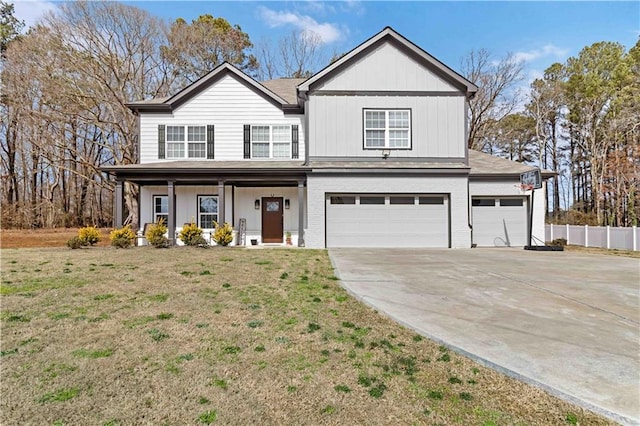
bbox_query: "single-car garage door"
[472,197,528,247]
[326,194,449,248]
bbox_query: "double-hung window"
[364,109,411,149]
[251,125,291,159]
[166,125,206,159]
[198,196,218,229]
[153,195,168,224]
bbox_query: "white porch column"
[218,181,225,224]
[168,181,176,246]
[297,180,305,247]
[114,179,123,228]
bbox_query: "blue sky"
[13,1,640,85]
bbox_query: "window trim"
[362,108,412,150]
[165,125,207,159]
[250,124,292,159]
[197,195,218,229]
[153,195,168,224]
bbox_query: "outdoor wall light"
[254,199,260,210]
[381,149,391,159]
[285,199,290,209]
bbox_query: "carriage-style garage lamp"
[285,199,290,209]
[254,199,260,209]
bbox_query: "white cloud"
[258,6,343,44]
[13,0,57,29]
[513,44,569,63]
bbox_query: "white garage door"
[472,197,528,247]
[326,194,449,248]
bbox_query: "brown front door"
[262,197,283,243]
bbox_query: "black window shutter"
[243,125,251,159]
[158,125,165,159]
[206,125,215,159]
[291,125,299,159]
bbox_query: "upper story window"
[166,125,206,159]
[364,109,411,149]
[251,125,292,159]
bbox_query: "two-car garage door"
[326,194,449,248]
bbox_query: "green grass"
[0,247,610,426]
[72,348,114,359]
[38,387,80,403]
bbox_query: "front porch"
[103,161,308,247]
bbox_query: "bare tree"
[256,30,325,80]
[461,49,524,151]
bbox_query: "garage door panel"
[327,194,449,248]
[472,197,527,247]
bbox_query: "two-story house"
[103,27,549,248]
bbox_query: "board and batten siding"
[307,95,466,158]
[313,42,458,92]
[469,180,546,245]
[139,74,304,164]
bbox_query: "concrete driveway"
[329,248,640,425]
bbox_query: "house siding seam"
[305,175,470,248]
[139,74,305,164]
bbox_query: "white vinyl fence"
[545,224,639,251]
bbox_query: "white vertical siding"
[314,42,459,92]
[139,74,304,164]
[306,175,470,248]
[308,95,466,158]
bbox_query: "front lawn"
[0,247,611,425]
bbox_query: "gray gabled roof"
[127,63,294,113]
[298,26,478,97]
[261,78,306,104]
[469,150,554,177]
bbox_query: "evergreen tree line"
[1,1,638,229]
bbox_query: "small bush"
[212,222,233,246]
[110,225,135,248]
[549,238,567,247]
[179,222,208,247]
[146,219,169,248]
[78,226,101,246]
[67,236,83,249]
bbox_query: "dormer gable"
[298,27,478,97]
[127,62,302,114]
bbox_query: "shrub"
[549,238,567,247]
[212,222,233,246]
[179,222,208,247]
[78,226,101,246]
[110,225,136,248]
[67,236,83,249]
[146,219,169,248]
